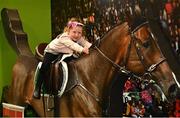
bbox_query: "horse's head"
[126,16,180,104]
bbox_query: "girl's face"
[68,26,83,41]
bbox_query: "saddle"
[34,43,78,97]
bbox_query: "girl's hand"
[83,47,89,54]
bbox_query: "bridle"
[95,21,166,78]
[74,21,167,104]
[90,21,167,102]
[129,21,166,77]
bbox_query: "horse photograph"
[1,0,180,117]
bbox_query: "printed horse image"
[2,17,179,117]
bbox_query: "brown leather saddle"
[35,43,78,97]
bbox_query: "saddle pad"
[34,62,42,87]
[34,62,49,96]
[57,61,68,97]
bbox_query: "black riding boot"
[33,76,43,99]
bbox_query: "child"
[33,18,92,99]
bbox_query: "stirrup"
[33,90,41,99]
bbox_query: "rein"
[94,46,131,75]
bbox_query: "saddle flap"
[58,59,78,97]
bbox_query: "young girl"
[33,18,92,99]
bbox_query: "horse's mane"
[92,21,129,47]
[75,17,147,62]
[92,16,147,47]
[100,22,128,39]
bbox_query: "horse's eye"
[142,40,150,48]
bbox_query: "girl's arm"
[77,36,92,48]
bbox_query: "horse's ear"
[125,11,133,27]
[125,4,142,28]
[126,5,147,31]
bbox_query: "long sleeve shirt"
[45,32,92,55]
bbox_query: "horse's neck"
[69,22,129,100]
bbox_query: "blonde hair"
[63,17,84,33]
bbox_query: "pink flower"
[141,90,152,104]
